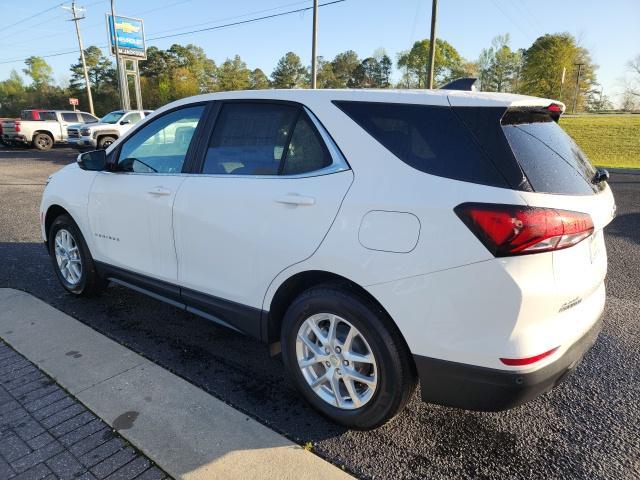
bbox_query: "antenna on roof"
[440,77,479,91]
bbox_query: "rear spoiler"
[501,103,565,124]
[440,77,478,92]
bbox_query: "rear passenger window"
[334,101,506,187]
[62,113,79,122]
[203,103,332,176]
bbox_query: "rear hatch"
[449,97,615,304]
[500,108,615,299]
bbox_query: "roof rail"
[440,77,479,91]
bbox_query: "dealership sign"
[68,98,79,106]
[106,14,146,59]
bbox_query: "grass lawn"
[560,114,640,169]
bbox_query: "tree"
[350,50,393,88]
[271,52,308,88]
[23,56,53,88]
[397,38,466,88]
[315,56,337,88]
[0,70,28,116]
[249,68,270,89]
[585,87,613,112]
[519,33,597,110]
[331,50,361,87]
[166,44,217,93]
[477,34,522,92]
[217,55,250,91]
[70,46,114,90]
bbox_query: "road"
[1,146,638,479]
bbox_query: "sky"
[0,0,638,104]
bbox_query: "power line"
[0,0,347,65]
[148,0,346,42]
[0,2,64,32]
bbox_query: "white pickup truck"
[67,110,152,150]
[1,110,99,150]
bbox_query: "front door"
[173,101,353,335]
[88,104,206,283]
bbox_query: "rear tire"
[48,214,107,297]
[281,285,416,429]
[33,133,53,151]
[98,136,116,150]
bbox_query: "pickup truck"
[67,109,152,150]
[1,110,99,150]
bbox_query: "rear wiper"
[592,168,609,184]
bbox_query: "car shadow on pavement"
[1,240,637,479]
[0,146,77,166]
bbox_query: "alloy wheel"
[296,313,378,410]
[54,229,82,285]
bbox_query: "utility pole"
[572,63,584,114]
[110,0,127,110]
[63,2,94,115]
[311,0,318,89]
[559,66,566,100]
[426,0,438,89]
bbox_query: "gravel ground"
[1,146,638,479]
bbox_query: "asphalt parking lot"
[1,146,638,480]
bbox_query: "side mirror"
[120,120,130,125]
[77,150,107,171]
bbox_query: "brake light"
[546,103,563,113]
[500,347,559,366]
[14,121,21,132]
[455,203,594,256]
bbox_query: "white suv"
[40,89,615,429]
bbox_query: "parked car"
[67,110,152,150]
[40,89,615,429]
[1,110,99,150]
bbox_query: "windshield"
[100,111,125,124]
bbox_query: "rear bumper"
[2,134,27,144]
[414,316,602,411]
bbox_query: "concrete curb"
[0,288,353,480]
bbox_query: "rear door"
[173,101,353,335]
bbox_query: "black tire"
[33,133,53,151]
[48,214,107,297]
[98,136,116,150]
[281,285,416,429]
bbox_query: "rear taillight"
[455,203,594,257]
[14,121,21,132]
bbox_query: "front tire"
[98,136,116,150]
[48,214,107,296]
[281,285,416,429]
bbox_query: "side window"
[81,113,97,123]
[42,112,57,121]
[117,105,204,174]
[123,112,142,125]
[203,103,298,175]
[281,114,332,175]
[61,112,79,122]
[334,101,506,187]
[202,102,332,176]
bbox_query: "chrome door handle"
[147,186,172,196]
[276,194,316,206]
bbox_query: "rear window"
[501,111,600,195]
[334,101,507,187]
